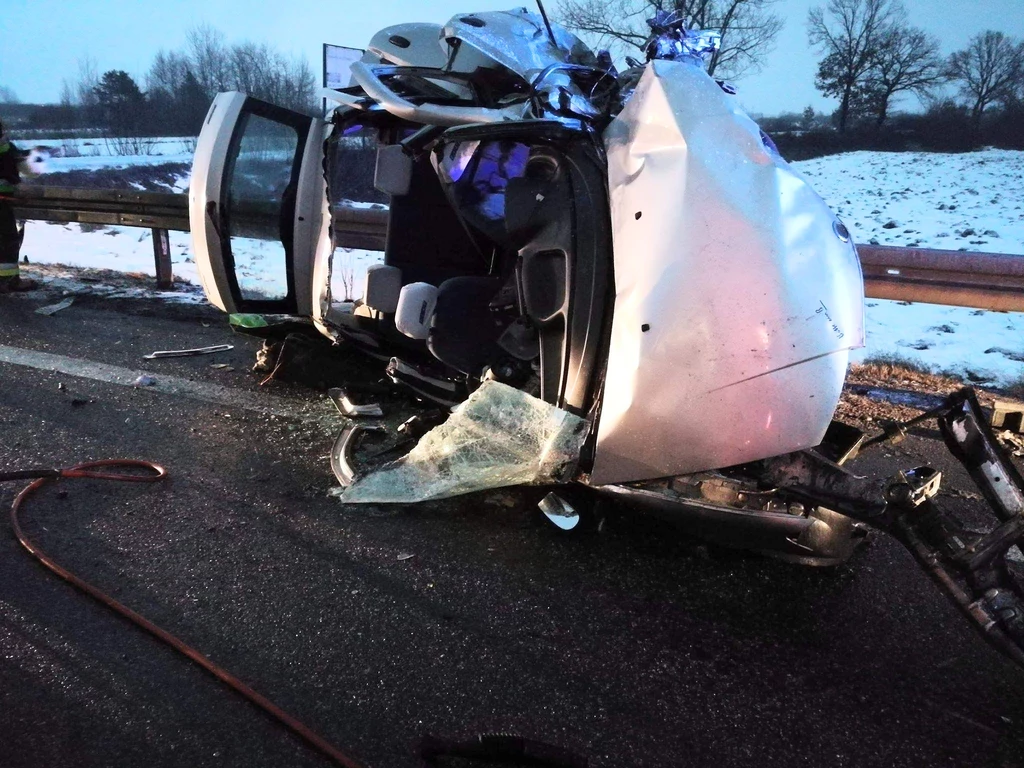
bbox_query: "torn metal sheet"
[339,381,587,503]
[644,10,721,64]
[331,424,385,486]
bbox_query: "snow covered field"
[16,146,1024,387]
[794,149,1024,386]
[24,136,195,175]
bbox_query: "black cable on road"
[4,459,366,768]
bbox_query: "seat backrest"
[394,282,439,340]
[427,276,504,376]
[363,264,402,313]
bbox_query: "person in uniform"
[0,117,38,292]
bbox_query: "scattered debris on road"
[328,387,384,418]
[143,344,233,359]
[35,296,74,315]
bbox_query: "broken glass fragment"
[339,381,588,503]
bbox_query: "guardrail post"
[152,227,173,289]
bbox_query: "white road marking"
[0,344,337,425]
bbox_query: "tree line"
[557,0,1024,149]
[4,3,1022,153]
[12,25,317,138]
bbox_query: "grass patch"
[859,352,934,376]
[849,353,971,395]
[1005,374,1024,401]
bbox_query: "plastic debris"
[144,344,233,359]
[133,375,157,387]
[328,387,384,418]
[35,297,74,316]
[340,381,588,504]
[992,400,1024,433]
[229,313,269,329]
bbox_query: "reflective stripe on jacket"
[0,262,20,277]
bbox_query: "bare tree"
[186,25,233,99]
[50,56,103,129]
[229,42,275,98]
[807,0,903,133]
[228,41,317,114]
[147,50,190,99]
[947,30,1024,128]
[0,86,19,104]
[275,57,317,115]
[557,0,784,79]
[861,25,945,127]
[74,56,101,109]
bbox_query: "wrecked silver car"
[188,8,1024,668]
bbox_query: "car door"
[189,92,331,316]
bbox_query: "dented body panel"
[591,61,864,485]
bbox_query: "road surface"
[2,287,1023,767]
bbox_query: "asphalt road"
[2,288,1024,768]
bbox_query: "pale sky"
[1,0,1023,118]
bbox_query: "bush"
[104,136,159,157]
[765,100,1021,160]
[859,352,934,376]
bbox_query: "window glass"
[226,114,300,301]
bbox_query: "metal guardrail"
[10,186,387,288]
[11,186,1024,312]
[858,245,1024,313]
[11,187,191,288]
[12,186,190,230]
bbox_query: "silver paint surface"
[591,60,865,485]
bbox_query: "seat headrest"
[394,282,439,340]
[363,264,402,313]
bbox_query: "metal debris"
[328,387,384,418]
[144,344,233,360]
[35,297,74,316]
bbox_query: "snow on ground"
[796,149,1024,253]
[18,144,1024,387]
[793,149,1024,387]
[25,136,196,174]
[22,222,194,281]
[21,220,383,306]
